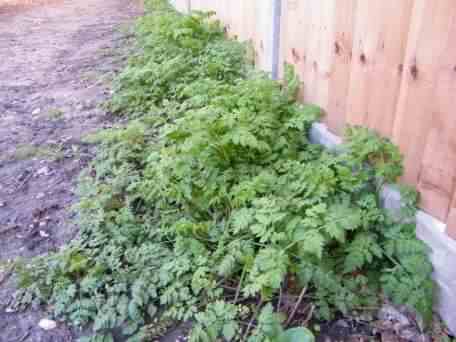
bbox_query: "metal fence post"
[271,0,282,80]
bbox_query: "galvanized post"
[271,0,282,80]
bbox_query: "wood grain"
[346,1,413,137]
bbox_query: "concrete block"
[416,212,456,335]
[309,123,343,152]
[380,185,403,220]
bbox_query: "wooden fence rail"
[174,0,456,240]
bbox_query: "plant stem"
[234,266,246,304]
[242,299,263,341]
[286,286,307,327]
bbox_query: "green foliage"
[248,304,314,342]
[15,0,434,340]
[344,126,403,184]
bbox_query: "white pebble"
[38,318,57,330]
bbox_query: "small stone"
[39,221,46,227]
[36,192,45,200]
[36,166,50,176]
[38,318,57,330]
[0,201,5,207]
[379,304,410,327]
[398,327,421,341]
[39,230,49,237]
[335,319,350,328]
[32,108,41,115]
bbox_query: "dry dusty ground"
[0,0,142,340]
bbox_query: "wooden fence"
[174,0,456,240]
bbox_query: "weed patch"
[12,144,63,161]
[15,1,434,341]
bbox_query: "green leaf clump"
[15,1,434,341]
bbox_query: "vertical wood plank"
[279,0,356,134]
[346,0,413,137]
[278,0,307,80]
[393,0,456,222]
[279,0,320,105]
[313,0,336,113]
[418,10,456,223]
[303,0,320,105]
[326,0,357,134]
[245,0,273,73]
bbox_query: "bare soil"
[0,0,142,340]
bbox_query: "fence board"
[346,1,413,137]
[313,0,336,113]
[280,1,328,111]
[279,0,356,134]
[191,0,274,73]
[279,0,307,89]
[326,0,356,133]
[392,0,456,222]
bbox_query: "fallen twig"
[0,264,15,285]
[285,287,307,327]
[278,285,283,312]
[234,267,246,304]
[242,299,263,341]
[18,330,31,342]
[302,304,314,326]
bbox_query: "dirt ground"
[0,0,143,340]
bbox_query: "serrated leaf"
[297,230,325,259]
